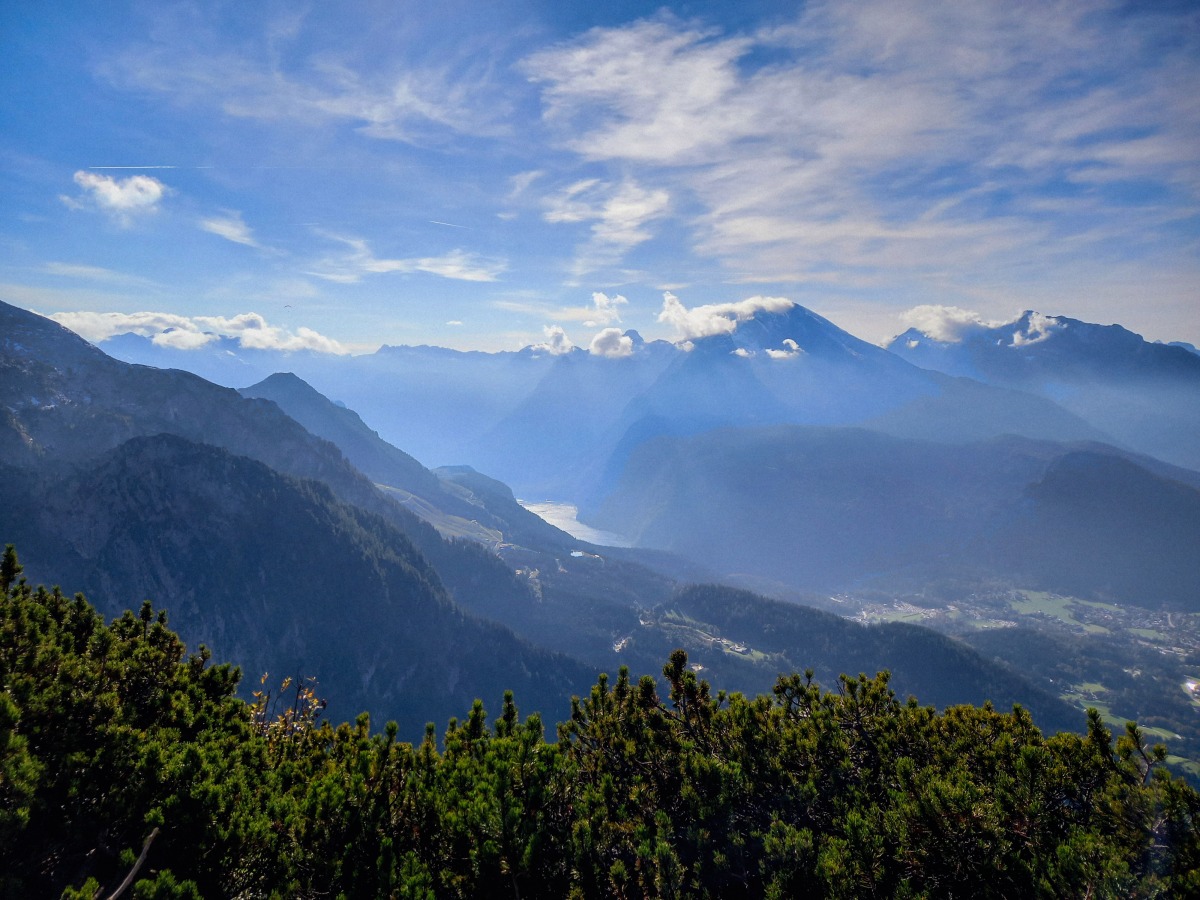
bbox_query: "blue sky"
[2,0,1197,354]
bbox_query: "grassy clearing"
[725,647,770,663]
[377,485,505,544]
[1073,598,1124,613]
[874,610,930,624]
[963,618,1018,630]
[1011,591,1077,619]
[1131,627,1169,641]
[1078,699,1126,723]
[1138,724,1181,741]
[660,610,706,629]
[1010,590,1109,633]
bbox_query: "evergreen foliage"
[2,549,1197,898]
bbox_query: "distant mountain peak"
[1007,310,1067,347]
[885,307,1200,469]
[890,309,1197,369]
[718,300,893,363]
[251,371,323,395]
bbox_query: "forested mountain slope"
[0,435,592,732]
[1,299,549,647]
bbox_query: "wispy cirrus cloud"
[542,179,669,277]
[524,3,1200,305]
[525,19,754,165]
[47,309,348,353]
[42,261,160,288]
[199,212,264,249]
[308,234,506,283]
[492,290,630,327]
[100,8,512,147]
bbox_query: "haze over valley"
[5,294,1199,770]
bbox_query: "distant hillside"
[240,371,578,551]
[0,299,547,627]
[0,434,592,733]
[659,584,1081,734]
[588,426,1200,609]
[0,300,597,731]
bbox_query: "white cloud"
[493,291,631,326]
[898,305,1065,347]
[589,327,634,358]
[525,18,755,165]
[543,179,669,275]
[47,309,348,354]
[191,312,349,353]
[766,338,803,359]
[48,310,198,343]
[508,170,543,199]
[104,21,511,147]
[309,235,505,283]
[67,171,168,224]
[584,291,628,327]
[657,292,795,341]
[530,324,576,355]
[1010,312,1064,347]
[199,212,261,248]
[154,328,218,350]
[899,305,996,342]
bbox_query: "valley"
[795,585,1200,776]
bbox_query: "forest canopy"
[1,545,1197,899]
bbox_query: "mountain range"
[94,299,1199,606]
[101,302,1115,500]
[1,297,1114,737]
[888,311,1200,470]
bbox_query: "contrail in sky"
[430,220,467,228]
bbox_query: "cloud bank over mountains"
[39,299,1140,360]
[658,293,795,341]
[48,310,348,354]
[900,305,1068,347]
